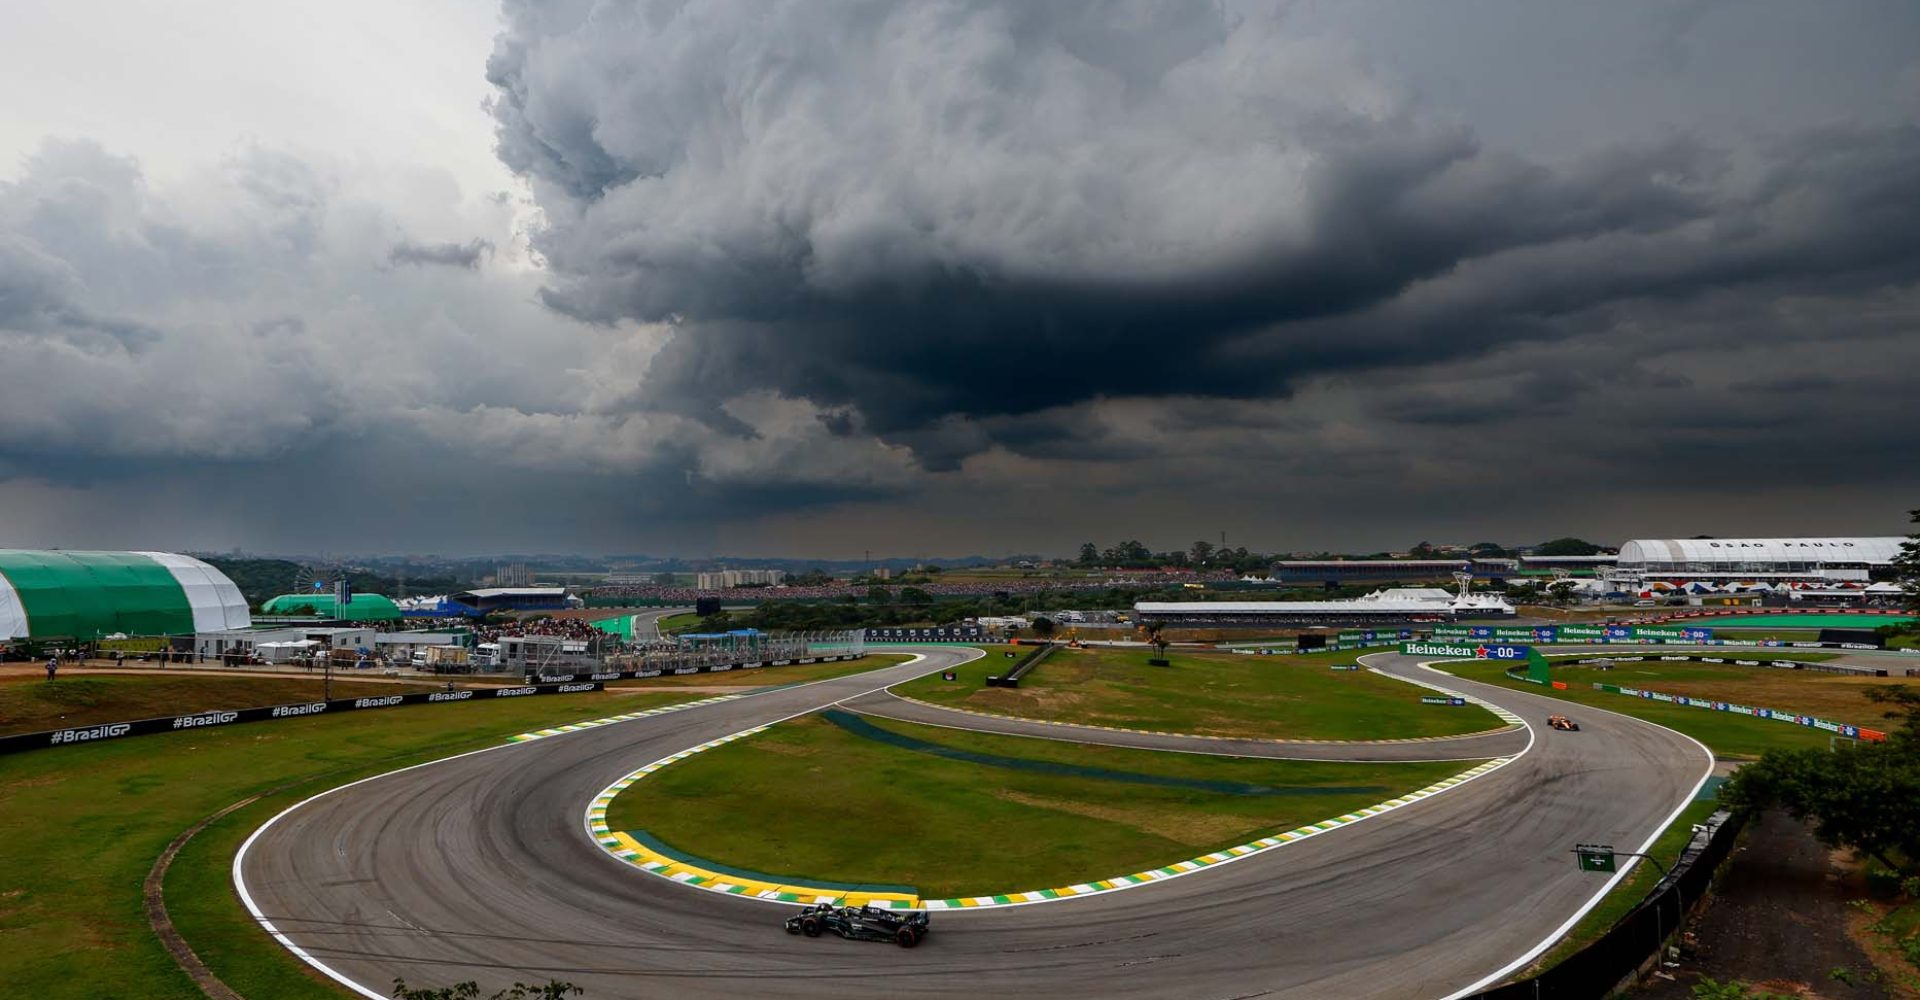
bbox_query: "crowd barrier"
[0,681,608,757]
[1464,811,1746,999]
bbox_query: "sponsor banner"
[1430,625,1475,638]
[868,625,985,643]
[1589,683,1879,742]
[1631,626,1691,642]
[1329,664,1362,671]
[1557,624,1607,641]
[0,681,608,757]
[1491,627,1541,641]
[1419,695,1468,706]
[1400,641,1532,660]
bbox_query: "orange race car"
[1547,715,1580,732]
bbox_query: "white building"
[1607,537,1905,588]
[695,569,787,590]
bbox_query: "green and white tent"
[0,551,251,641]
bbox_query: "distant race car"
[785,902,930,947]
[1547,714,1580,732]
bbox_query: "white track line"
[232,649,969,1000]
[584,666,1531,912]
[1403,654,1716,999]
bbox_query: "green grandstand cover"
[260,593,403,621]
[0,550,250,641]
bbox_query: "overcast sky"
[2,0,1916,558]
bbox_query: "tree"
[1030,616,1057,638]
[1468,542,1510,558]
[899,586,934,606]
[1722,687,1920,872]
[1408,541,1438,559]
[1533,537,1602,557]
[1077,543,1099,567]
[1189,540,1214,567]
[1145,622,1170,658]
[1547,580,1579,605]
[1894,508,1920,617]
[866,586,893,604]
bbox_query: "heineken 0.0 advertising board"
[1430,626,1475,638]
[1631,626,1691,642]
[1558,624,1607,641]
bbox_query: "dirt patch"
[993,788,1251,847]
[1634,811,1894,998]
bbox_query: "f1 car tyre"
[801,918,822,938]
[896,927,919,948]
[785,922,801,935]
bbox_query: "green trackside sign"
[1558,624,1607,641]
[1430,626,1475,638]
[1490,627,1540,640]
[1402,641,1553,684]
[1575,845,1618,873]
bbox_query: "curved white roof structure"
[0,550,249,641]
[1617,537,1905,568]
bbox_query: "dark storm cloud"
[487,1,1920,477]
[387,237,494,270]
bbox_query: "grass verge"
[609,653,912,689]
[1526,655,1911,731]
[0,673,464,736]
[892,644,1503,741]
[1525,798,1724,975]
[1437,661,1841,758]
[607,710,1482,899]
[0,689,701,1000]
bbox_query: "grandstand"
[1271,559,1522,585]
[0,550,249,641]
[1606,538,1905,590]
[447,587,574,614]
[1134,587,1514,627]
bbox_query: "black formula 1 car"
[1547,714,1581,732]
[785,903,930,947]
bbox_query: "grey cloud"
[388,237,494,269]
[488,1,1920,476]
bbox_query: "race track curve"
[235,647,1709,1000]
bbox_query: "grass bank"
[892,644,1502,740]
[608,710,1481,899]
[0,689,701,1000]
[609,653,913,690]
[0,673,463,736]
[1536,656,1916,730]
[1436,660,1835,758]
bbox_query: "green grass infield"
[606,709,1483,899]
[890,643,1503,741]
[1435,659,1844,757]
[0,689,701,1000]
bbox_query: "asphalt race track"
[236,647,1710,999]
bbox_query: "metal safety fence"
[1464,809,1745,999]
